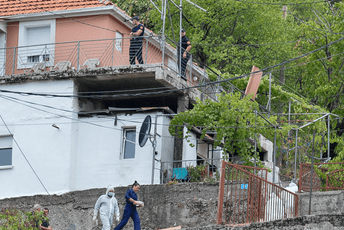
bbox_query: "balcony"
[0,36,219,105]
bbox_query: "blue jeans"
[114,204,141,230]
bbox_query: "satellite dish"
[139,115,152,147]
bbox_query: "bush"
[0,208,48,230]
[187,164,208,182]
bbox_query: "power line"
[288,10,344,35]
[235,0,331,5]
[0,115,75,229]
[14,0,132,35]
[0,94,280,129]
[1,35,343,109]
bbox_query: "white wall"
[0,26,6,76]
[0,79,177,199]
[197,140,208,159]
[182,127,197,167]
[0,80,75,199]
[259,134,279,183]
[71,112,173,191]
[0,22,6,33]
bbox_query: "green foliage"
[187,164,207,182]
[170,92,293,165]
[112,0,344,172]
[167,180,178,185]
[0,208,48,230]
[204,170,220,184]
[111,0,157,29]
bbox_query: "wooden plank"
[244,66,262,100]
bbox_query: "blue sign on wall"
[241,184,248,189]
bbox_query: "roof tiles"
[0,0,113,17]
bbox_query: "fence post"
[189,54,192,82]
[12,47,16,75]
[145,37,149,64]
[77,41,80,71]
[298,163,302,193]
[326,173,329,191]
[217,161,226,225]
[112,39,115,68]
[44,44,47,68]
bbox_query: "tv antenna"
[138,115,159,185]
[138,115,153,147]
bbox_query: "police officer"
[177,28,192,80]
[129,16,145,65]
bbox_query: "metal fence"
[0,36,210,84]
[160,158,224,184]
[299,162,344,192]
[217,162,298,225]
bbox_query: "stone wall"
[182,215,344,230]
[298,190,344,216]
[0,182,220,230]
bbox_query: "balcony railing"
[0,36,224,101]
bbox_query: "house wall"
[0,29,6,76]
[198,140,208,159]
[182,127,197,167]
[0,80,75,199]
[0,80,176,199]
[259,134,279,183]
[3,13,205,81]
[69,112,173,191]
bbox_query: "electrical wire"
[1,32,338,102]
[13,0,133,35]
[191,35,336,47]
[0,115,75,229]
[235,0,331,5]
[288,10,344,35]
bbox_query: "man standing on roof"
[177,28,192,80]
[93,185,120,230]
[129,16,145,65]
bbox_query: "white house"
[0,0,217,199]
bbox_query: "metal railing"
[217,162,298,225]
[299,162,344,192]
[0,36,209,84]
[164,36,220,100]
[160,158,224,184]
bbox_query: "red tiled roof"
[0,0,113,17]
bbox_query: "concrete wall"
[298,190,344,216]
[0,183,220,230]
[183,215,344,230]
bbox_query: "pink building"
[0,0,206,82]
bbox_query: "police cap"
[131,16,140,21]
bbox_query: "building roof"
[0,0,113,17]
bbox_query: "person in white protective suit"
[93,185,120,230]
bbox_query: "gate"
[217,161,298,225]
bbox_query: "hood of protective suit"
[106,185,115,197]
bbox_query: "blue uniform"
[130,24,145,65]
[177,35,191,79]
[114,189,141,230]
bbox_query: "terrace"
[0,36,218,113]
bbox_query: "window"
[18,20,56,69]
[123,128,136,159]
[115,32,122,52]
[0,135,13,169]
